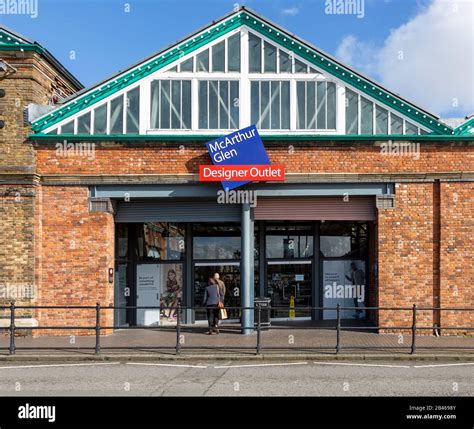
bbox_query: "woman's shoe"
[213,328,219,334]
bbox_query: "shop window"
[296,81,336,130]
[125,87,140,134]
[93,104,107,134]
[320,222,367,259]
[198,80,239,129]
[77,112,91,134]
[248,33,262,73]
[110,95,124,134]
[192,224,241,260]
[264,41,277,73]
[136,222,185,261]
[265,223,313,259]
[150,80,191,129]
[279,50,291,73]
[294,59,308,73]
[251,80,290,129]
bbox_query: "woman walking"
[202,277,223,335]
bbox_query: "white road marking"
[214,362,308,369]
[126,362,207,368]
[0,362,121,370]
[414,363,474,368]
[313,362,411,368]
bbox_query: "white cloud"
[281,7,299,16]
[334,0,474,116]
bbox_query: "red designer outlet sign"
[199,165,285,182]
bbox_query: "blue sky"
[1,0,472,117]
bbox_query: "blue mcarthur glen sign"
[205,125,271,190]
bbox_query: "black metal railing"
[0,303,473,355]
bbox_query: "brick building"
[2,8,473,336]
[0,25,82,330]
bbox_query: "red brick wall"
[35,186,114,336]
[377,183,436,334]
[439,182,474,334]
[35,143,473,175]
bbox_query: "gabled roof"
[31,6,453,135]
[454,116,474,136]
[0,25,83,90]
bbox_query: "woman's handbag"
[219,308,228,320]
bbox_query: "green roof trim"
[28,133,473,142]
[31,8,453,135]
[0,28,44,54]
[454,117,474,136]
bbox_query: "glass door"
[267,261,312,318]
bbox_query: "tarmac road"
[0,360,472,396]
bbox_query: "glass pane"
[168,66,177,72]
[391,113,403,134]
[110,95,124,134]
[139,222,186,261]
[280,81,290,129]
[375,105,388,134]
[77,112,91,134]
[61,120,74,134]
[160,80,171,129]
[326,82,336,129]
[405,121,418,134]
[279,50,291,73]
[295,59,307,73]
[196,49,209,72]
[93,104,107,134]
[47,128,58,135]
[267,263,312,318]
[260,80,270,129]
[219,80,229,129]
[171,81,181,129]
[126,87,140,134]
[181,80,191,129]
[180,57,193,72]
[266,234,313,259]
[227,32,241,72]
[345,88,358,134]
[249,33,261,73]
[209,80,218,129]
[296,81,305,129]
[264,41,277,73]
[251,81,259,126]
[198,81,208,129]
[317,81,326,129]
[360,97,373,134]
[212,40,225,72]
[194,265,241,320]
[320,221,368,258]
[270,81,280,129]
[150,81,160,129]
[229,81,239,129]
[420,128,429,135]
[307,82,316,129]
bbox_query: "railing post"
[256,304,262,355]
[9,302,15,355]
[176,301,182,355]
[336,304,341,354]
[95,302,101,355]
[411,304,417,355]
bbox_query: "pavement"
[0,359,472,396]
[1,322,473,361]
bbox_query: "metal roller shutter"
[115,200,241,223]
[254,197,375,221]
